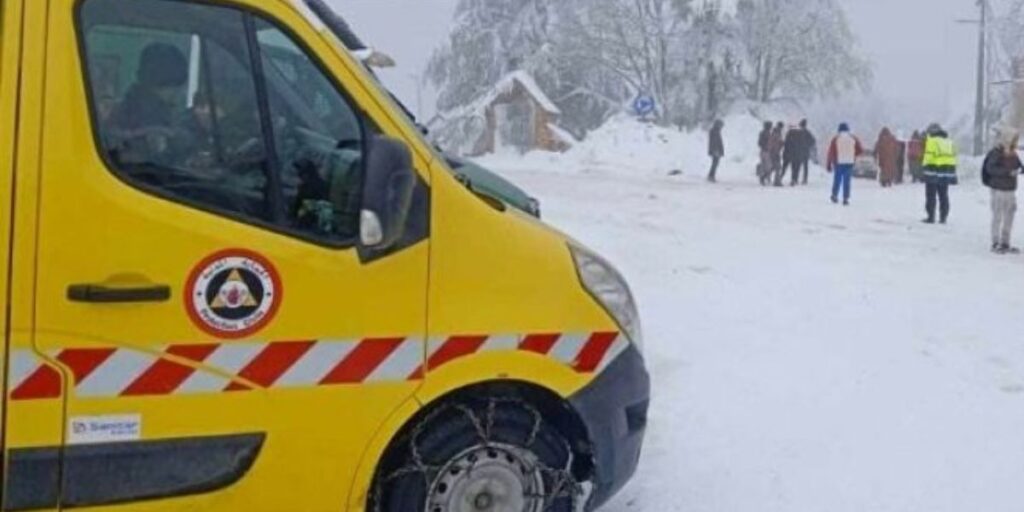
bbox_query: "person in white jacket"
[825,122,864,206]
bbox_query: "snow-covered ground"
[483,150,1024,512]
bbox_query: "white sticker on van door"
[68,414,142,445]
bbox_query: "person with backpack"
[921,124,959,224]
[982,129,1023,253]
[708,119,725,183]
[826,122,864,205]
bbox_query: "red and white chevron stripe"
[7,332,627,401]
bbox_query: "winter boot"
[830,196,838,204]
[1001,244,1021,254]
[922,217,936,224]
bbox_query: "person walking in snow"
[896,137,907,184]
[875,127,901,187]
[921,124,959,224]
[780,122,799,186]
[758,121,773,186]
[786,119,816,186]
[708,119,725,183]
[826,122,864,206]
[982,129,1023,253]
[769,122,785,186]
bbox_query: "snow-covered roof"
[502,70,561,115]
[433,70,561,124]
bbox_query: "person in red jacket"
[826,122,864,205]
[875,127,901,187]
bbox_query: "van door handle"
[67,284,172,303]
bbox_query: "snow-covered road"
[495,164,1024,512]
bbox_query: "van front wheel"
[371,397,582,512]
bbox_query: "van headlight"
[570,244,643,350]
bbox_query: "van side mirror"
[360,136,416,249]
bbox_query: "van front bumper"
[569,345,650,510]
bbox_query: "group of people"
[707,117,1024,255]
[706,118,817,186]
[822,122,958,221]
[748,120,817,187]
[865,128,934,187]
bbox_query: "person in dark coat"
[785,119,816,186]
[107,43,189,167]
[780,123,799,186]
[769,122,785,186]
[758,121,772,186]
[708,119,725,183]
[982,128,1023,253]
[896,137,907,184]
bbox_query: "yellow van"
[0,0,649,510]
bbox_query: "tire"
[371,396,581,512]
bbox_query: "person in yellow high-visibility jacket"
[921,123,959,224]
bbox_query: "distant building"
[429,70,573,156]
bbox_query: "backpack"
[982,150,995,187]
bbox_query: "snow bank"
[477,113,766,178]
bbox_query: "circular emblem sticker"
[185,249,282,339]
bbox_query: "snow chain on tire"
[372,397,588,512]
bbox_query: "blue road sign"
[633,94,656,116]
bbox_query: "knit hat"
[137,43,188,88]
[994,125,1020,149]
[838,122,850,133]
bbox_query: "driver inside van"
[107,42,189,167]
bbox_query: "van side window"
[81,0,272,221]
[79,0,369,244]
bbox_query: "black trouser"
[925,183,950,221]
[708,156,721,180]
[792,158,810,184]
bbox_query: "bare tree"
[735,0,871,103]
[428,0,872,142]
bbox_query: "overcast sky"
[331,0,988,124]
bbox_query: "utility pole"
[974,0,987,156]
[959,0,989,155]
